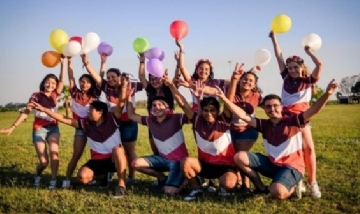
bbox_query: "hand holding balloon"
[147,59,164,78]
[271,14,292,34]
[82,32,101,54]
[98,42,113,56]
[133,38,150,53]
[170,20,189,40]
[41,51,61,68]
[254,49,271,67]
[49,29,69,53]
[302,33,322,51]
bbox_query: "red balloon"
[170,20,188,40]
[69,36,82,44]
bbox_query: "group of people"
[0,32,338,200]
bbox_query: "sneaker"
[207,179,217,193]
[49,180,57,189]
[252,186,270,195]
[88,179,97,185]
[308,182,321,198]
[219,187,233,196]
[184,189,203,201]
[238,185,252,194]
[33,176,41,187]
[62,180,71,188]
[107,172,115,182]
[296,180,306,199]
[112,186,126,198]
[151,177,167,192]
[126,177,136,185]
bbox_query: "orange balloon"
[41,51,61,68]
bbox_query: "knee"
[77,171,92,184]
[131,158,142,169]
[49,151,59,159]
[39,159,49,168]
[112,146,125,158]
[220,176,237,190]
[270,184,290,200]
[234,151,248,169]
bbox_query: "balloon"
[302,33,322,51]
[144,47,163,60]
[97,42,114,56]
[271,14,292,34]
[254,49,271,66]
[69,36,82,44]
[49,29,69,53]
[41,51,61,68]
[170,20,189,40]
[146,59,164,77]
[63,41,82,57]
[159,51,165,61]
[82,32,101,54]
[133,37,149,53]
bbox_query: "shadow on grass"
[0,165,257,203]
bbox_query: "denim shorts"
[74,128,86,136]
[230,128,259,143]
[32,125,60,143]
[120,120,138,142]
[246,152,303,191]
[143,155,183,187]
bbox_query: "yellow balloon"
[49,29,69,53]
[271,14,292,34]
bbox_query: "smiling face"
[287,61,303,78]
[196,62,211,80]
[151,99,168,117]
[106,71,120,87]
[149,74,163,89]
[239,73,257,91]
[79,76,92,92]
[263,99,283,119]
[43,77,57,93]
[87,106,102,121]
[201,104,218,123]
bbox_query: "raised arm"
[81,54,103,87]
[216,86,257,128]
[305,46,323,80]
[163,71,195,120]
[172,51,181,88]
[227,63,245,102]
[125,89,142,124]
[303,79,338,121]
[175,40,192,82]
[137,54,148,89]
[56,56,66,95]
[30,102,79,128]
[269,31,287,73]
[113,74,129,120]
[99,54,107,79]
[67,57,76,89]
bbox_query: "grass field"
[0,105,359,214]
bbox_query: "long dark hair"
[238,71,262,93]
[39,74,59,92]
[191,59,214,80]
[79,74,98,97]
[145,74,174,112]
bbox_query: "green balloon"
[133,37,149,53]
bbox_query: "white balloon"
[82,32,101,54]
[254,49,271,66]
[302,33,322,51]
[63,41,82,57]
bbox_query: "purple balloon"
[97,42,113,56]
[144,47,162,60]
[146,59,164,77]
[159,51,165,61]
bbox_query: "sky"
[0,0,359,105]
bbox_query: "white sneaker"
[296,180,306,199]
[33,176,41,187]
[184,189,203,201]
[309,182,321,198]
[62,180,71,188]
[49,180,57,189]
[107,172,115,182]
[88,180,97,185]
[219,187,233,196]
[207,186,217,193]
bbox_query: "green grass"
[0,105,359,214]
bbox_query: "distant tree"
[351,81,360,95]
[311,85,325,103]
[336,92,342,98]
[340,74,360,95]
[57,85,72,117]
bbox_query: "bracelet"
[180,50,185,54]
[83,61,89,67]
[140,61,145,64]
[11,124,17,128]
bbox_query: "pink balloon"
[144,47,162,60]
[146,59,164,77]
[97,42,113,56]
[159,51,165,61]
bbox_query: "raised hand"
[125,84,134,101]
[101,54,108,64]
[175,40,184,51]
[231,63,245,80]
[80,54,88,65]
[28,101,45,112]
[138,53,145,62]
[120,73,131,88]
[60,54,66,64]
[325,79,339,95]
[268,31,275,40]
[213,85,225,98]
[304,45,312,55]
[190,80,205,100]
[160,69,173,86]
[174,51,180,61]
[174,77,191,88]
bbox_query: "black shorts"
[82,158,117,176]
[198,160,237,179]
